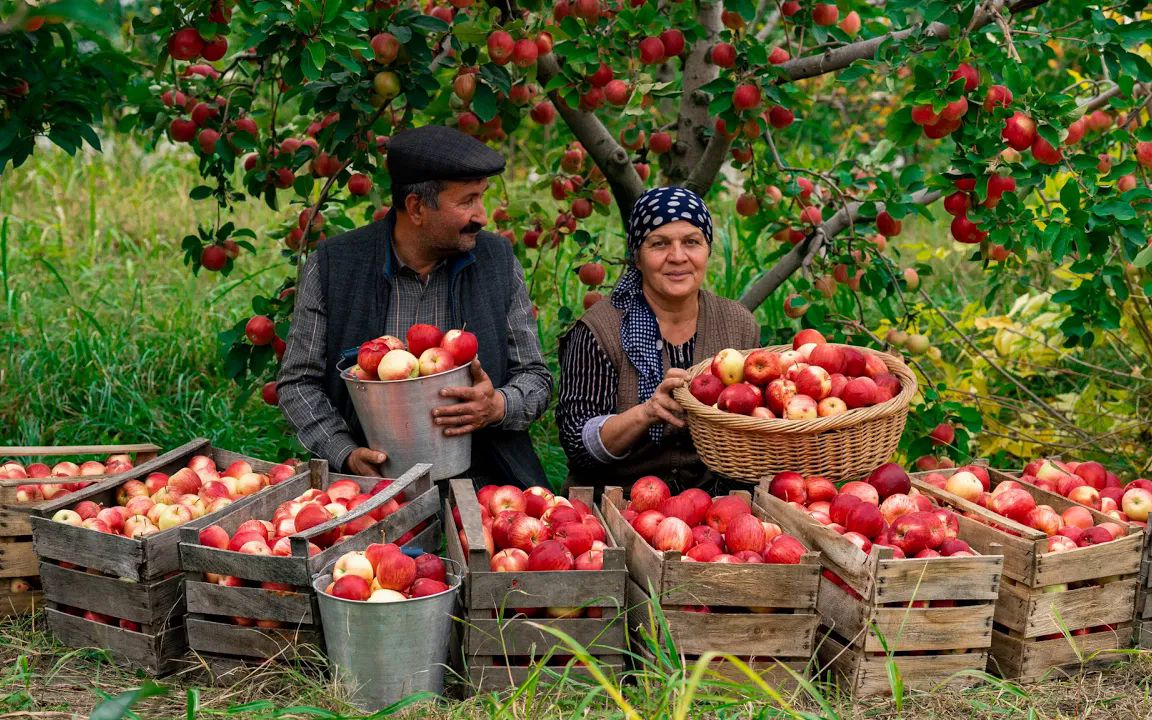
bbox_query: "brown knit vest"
[564,290,760,495]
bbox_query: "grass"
[2,603,1152,719]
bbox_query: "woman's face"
[635,220,710,302]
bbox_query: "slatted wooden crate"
[602,486,821,688]
[30,439,306,674]
[754,484,1004,697]
[446,480,627,693]
[179,461,438,665]
[911,471,1142,682]
[0,443,162,617]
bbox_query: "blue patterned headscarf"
[611,186,713,441]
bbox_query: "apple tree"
[5,0,1152,466]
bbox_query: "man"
[277,125,552,487]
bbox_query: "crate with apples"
[672,330,917,482]
[911,466,1143,681]
[755,463,1004,696]
[29,439,304,675]
[980,456,1152,649]
[178,462,438,664]
[445,480,627,692]
[0,443,162,616]
[600,479,821,686]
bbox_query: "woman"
[557,186,759,494]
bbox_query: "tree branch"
[536,53,644,222]
[774,0,1051,85]
[666,2,723,188]
[737,189,942,310]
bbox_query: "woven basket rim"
[672,344,918,436]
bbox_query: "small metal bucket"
[314,557,463,710]
[341,362,472,481]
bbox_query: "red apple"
[710,348,745,385]
[490,548,529,572]
[630,476,671,513]
[769,472,807,504]
[632,510,666,542]
[689,373,725,405]
[867,463,911,500]
[764,534,806,564]
[652,517,694,552]
[724,514,766,554]
[840,481,880,506]
[440,329,478,365]
[845,502,884,539]
[528,540,574,570]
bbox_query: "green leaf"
[472,83,497,122]
[190,185,214,201]
[36,0,118,34]
[307,43,327,72]
[90,682,169,720]
[1134,245,1152,269]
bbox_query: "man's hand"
[434,359,506,437]
[346,448,388,477]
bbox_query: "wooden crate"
[911,471,1142,681]
[30,439,305,582]
[602,486,821,686]
[447,480,627,693]
[0,443,161,616]
[179,462,438,663]
[29,439,305,674]
[754,485,1004,696]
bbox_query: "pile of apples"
[50,456,298,537]
[348,324,478,381]
[196,477,424,560]
[1011,457,1148,527]
[322,544,451,602]
[767,463,973,561]
[621,476,810,565]
[454,485,610,576]
[4,453,137,503]
[688,329,903,419]
[920,467,1132,552]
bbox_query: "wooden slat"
[0,540,37,577]
[1032,533,1143,587]
[817,632,988,697]
[988,626,1132,682]
[665,610,818,657]
[451,478,491,574]
[38,561,185,625]
[868,605,994,653]
[948,511,1041,586]
[874,554,1003,603]
[467,568,627,611]
[185,581,316,624]
[0,443,161,456]
[995,578,1138,638]
[657,559,820,608]
[0,507,33,537]
[464,617,624,656]
[186,616,322,659]
[45,607,187,675]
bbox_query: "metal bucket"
[314,556,463,710]
[342,362,472,481]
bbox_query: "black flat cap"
[386,125,506,185]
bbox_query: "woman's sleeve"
[556,323,625,469]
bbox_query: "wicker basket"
[672,344,917,482]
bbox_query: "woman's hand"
[643,368,689,428]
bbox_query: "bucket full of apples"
[341,324,478,481]
[314,544,462,710]
[672,329,918,482]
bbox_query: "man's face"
[416,178,490,256]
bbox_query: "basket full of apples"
[672,329,918,482]
[341,324,479,481]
